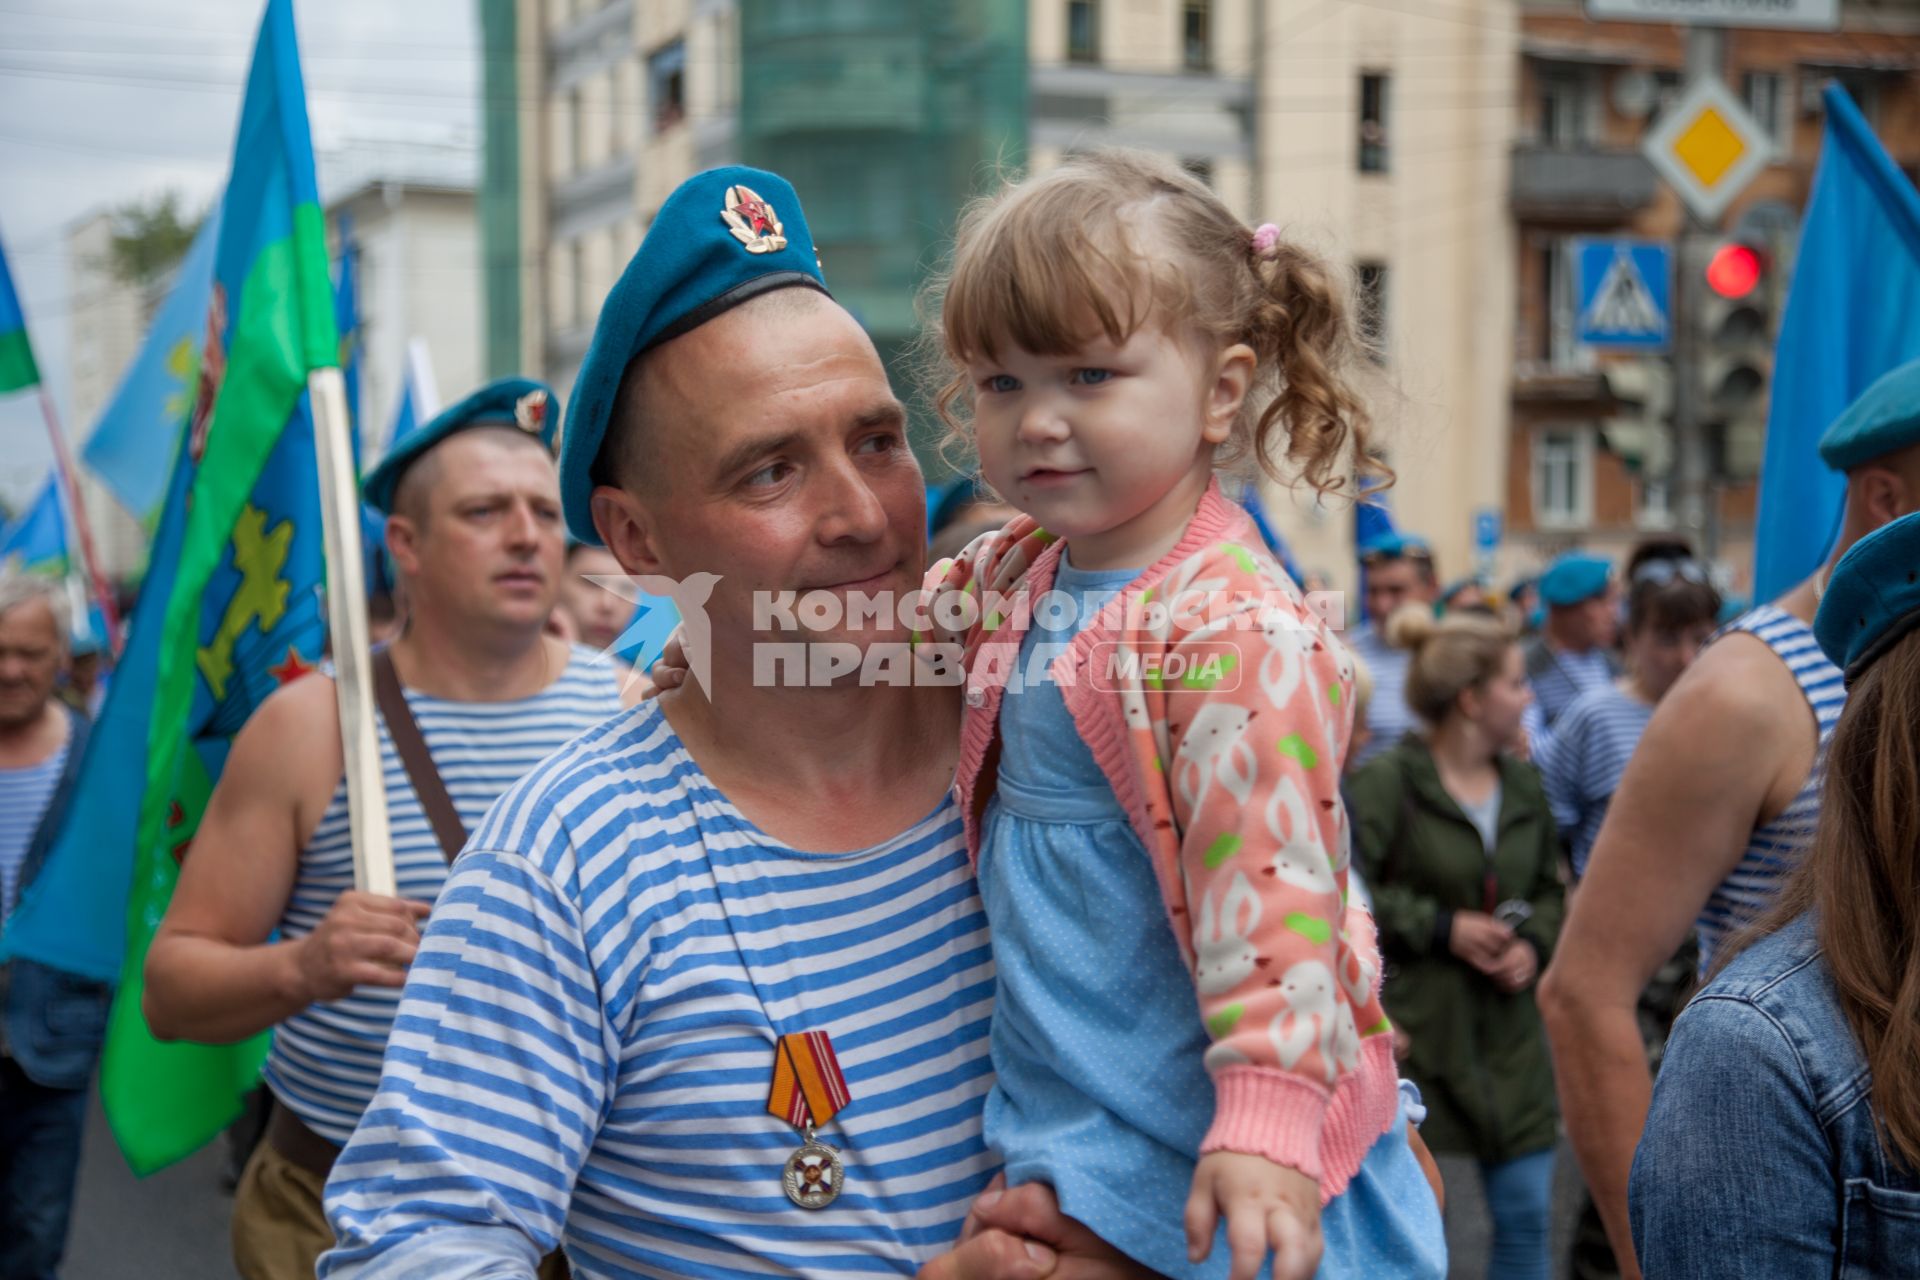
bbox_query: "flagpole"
[308,366,396,897]
[35,386,123,654]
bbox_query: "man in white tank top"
[143,378,627,1280]
[1540,360,1920,1280]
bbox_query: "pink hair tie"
[1250,223,1281,258]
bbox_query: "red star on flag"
[269,646,316,686]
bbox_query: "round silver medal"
[781,1139,844,1210]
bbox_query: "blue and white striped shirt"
[1348,625,1416,767]
[1537,682,1653,878]
[320,700,997,1279]
[266,646,623,1144]
[0,742,68,922]
[1694,606,1845,975]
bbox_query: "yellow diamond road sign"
[1643,77,1773,222]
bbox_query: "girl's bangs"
[942,196,1156,363]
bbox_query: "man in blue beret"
[320,170,1131,1280]
[1347,531,1439,767]
[144,377,623,1280]
[1543,356,1920,1279]
[1520,551,1620,750]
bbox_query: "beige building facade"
[511,0,1521,602]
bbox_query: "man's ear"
[1203,342,1258,445]
[1850,465,1906,528]
[384,513,421,579]
[591,485,667,577]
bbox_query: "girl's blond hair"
[1386,604,1516,727]
[922,148,1387,500]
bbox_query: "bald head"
[599,286,852,497]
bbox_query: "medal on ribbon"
[767,1030,851,1209]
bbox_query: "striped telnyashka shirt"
[264,645,623,1144]
[1694,606,1846,975]
[320,700,998,1279]
[1537,681,1654,878]
[0,742,67,921]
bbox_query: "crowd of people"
[2,152,1917,1280]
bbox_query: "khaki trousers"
[230,1133,570,1279]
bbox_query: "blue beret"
[1357,531,1432,562]
[1539,552,1613,607]
[1816,358,1920,471]
[1813,511,1920,684]
[559,166,828,544]
[362,377,560,514]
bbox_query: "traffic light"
[1698,236,1776,478]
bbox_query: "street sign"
[1642,78,1773,223]
[1575,240,1673,350]
[1586,0,1838,31]
[1474,509,1503,552]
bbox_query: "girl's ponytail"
[1247,239,1390,501]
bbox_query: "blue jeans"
[1479,1148,1554,1280]
[0,1054,88,1280]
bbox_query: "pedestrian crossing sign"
[1575,240,1672,351]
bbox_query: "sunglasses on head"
[1631,558,1710,588]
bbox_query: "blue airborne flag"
[0,476,68,574]
[1752,84,1920,602]
[81,206,222,527]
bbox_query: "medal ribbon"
[766,1031,851,1131]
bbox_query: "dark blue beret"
[362,376,560,514]
[1813,511,1920,684]
[1817,358,1920,472]
[559,166,828,544]
[1539,552,1613,607]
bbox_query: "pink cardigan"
[935,481,1399,1201]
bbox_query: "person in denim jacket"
[1630,510,1920,1278]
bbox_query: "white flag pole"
[308,365,396,896]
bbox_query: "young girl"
[922,150,1445,1280]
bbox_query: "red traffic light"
[1706,243,1763,300]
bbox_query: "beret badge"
[514,388,550,436]
[722,184,788,255]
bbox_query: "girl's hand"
[644,627,689,695]
[1184,1151,1323,1280]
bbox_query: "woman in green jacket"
[1347,605,1566,1280]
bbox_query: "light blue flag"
[611,591,681,667]
[1752,84,1920,602]
[80,205,222,526]
[0,476,68,573]
[335,215,360,455]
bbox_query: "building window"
[1744,70,1790,151]
[1358,73,1389,173]
[571,237,589,330]
[1067,1,1099,64]
[647,40,686,133]
[1355,261,1388,362]
[1534,428,1593,528]
[567,86,584,174]
[1538,68,1595,147]
[1183,0,1211,70]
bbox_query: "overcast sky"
[0,0,478,509]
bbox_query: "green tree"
[106,193,206,288]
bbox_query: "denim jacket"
[1630,913,1920,1278]
[0,704,110,1091]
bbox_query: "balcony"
[1510,144,1659,223]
